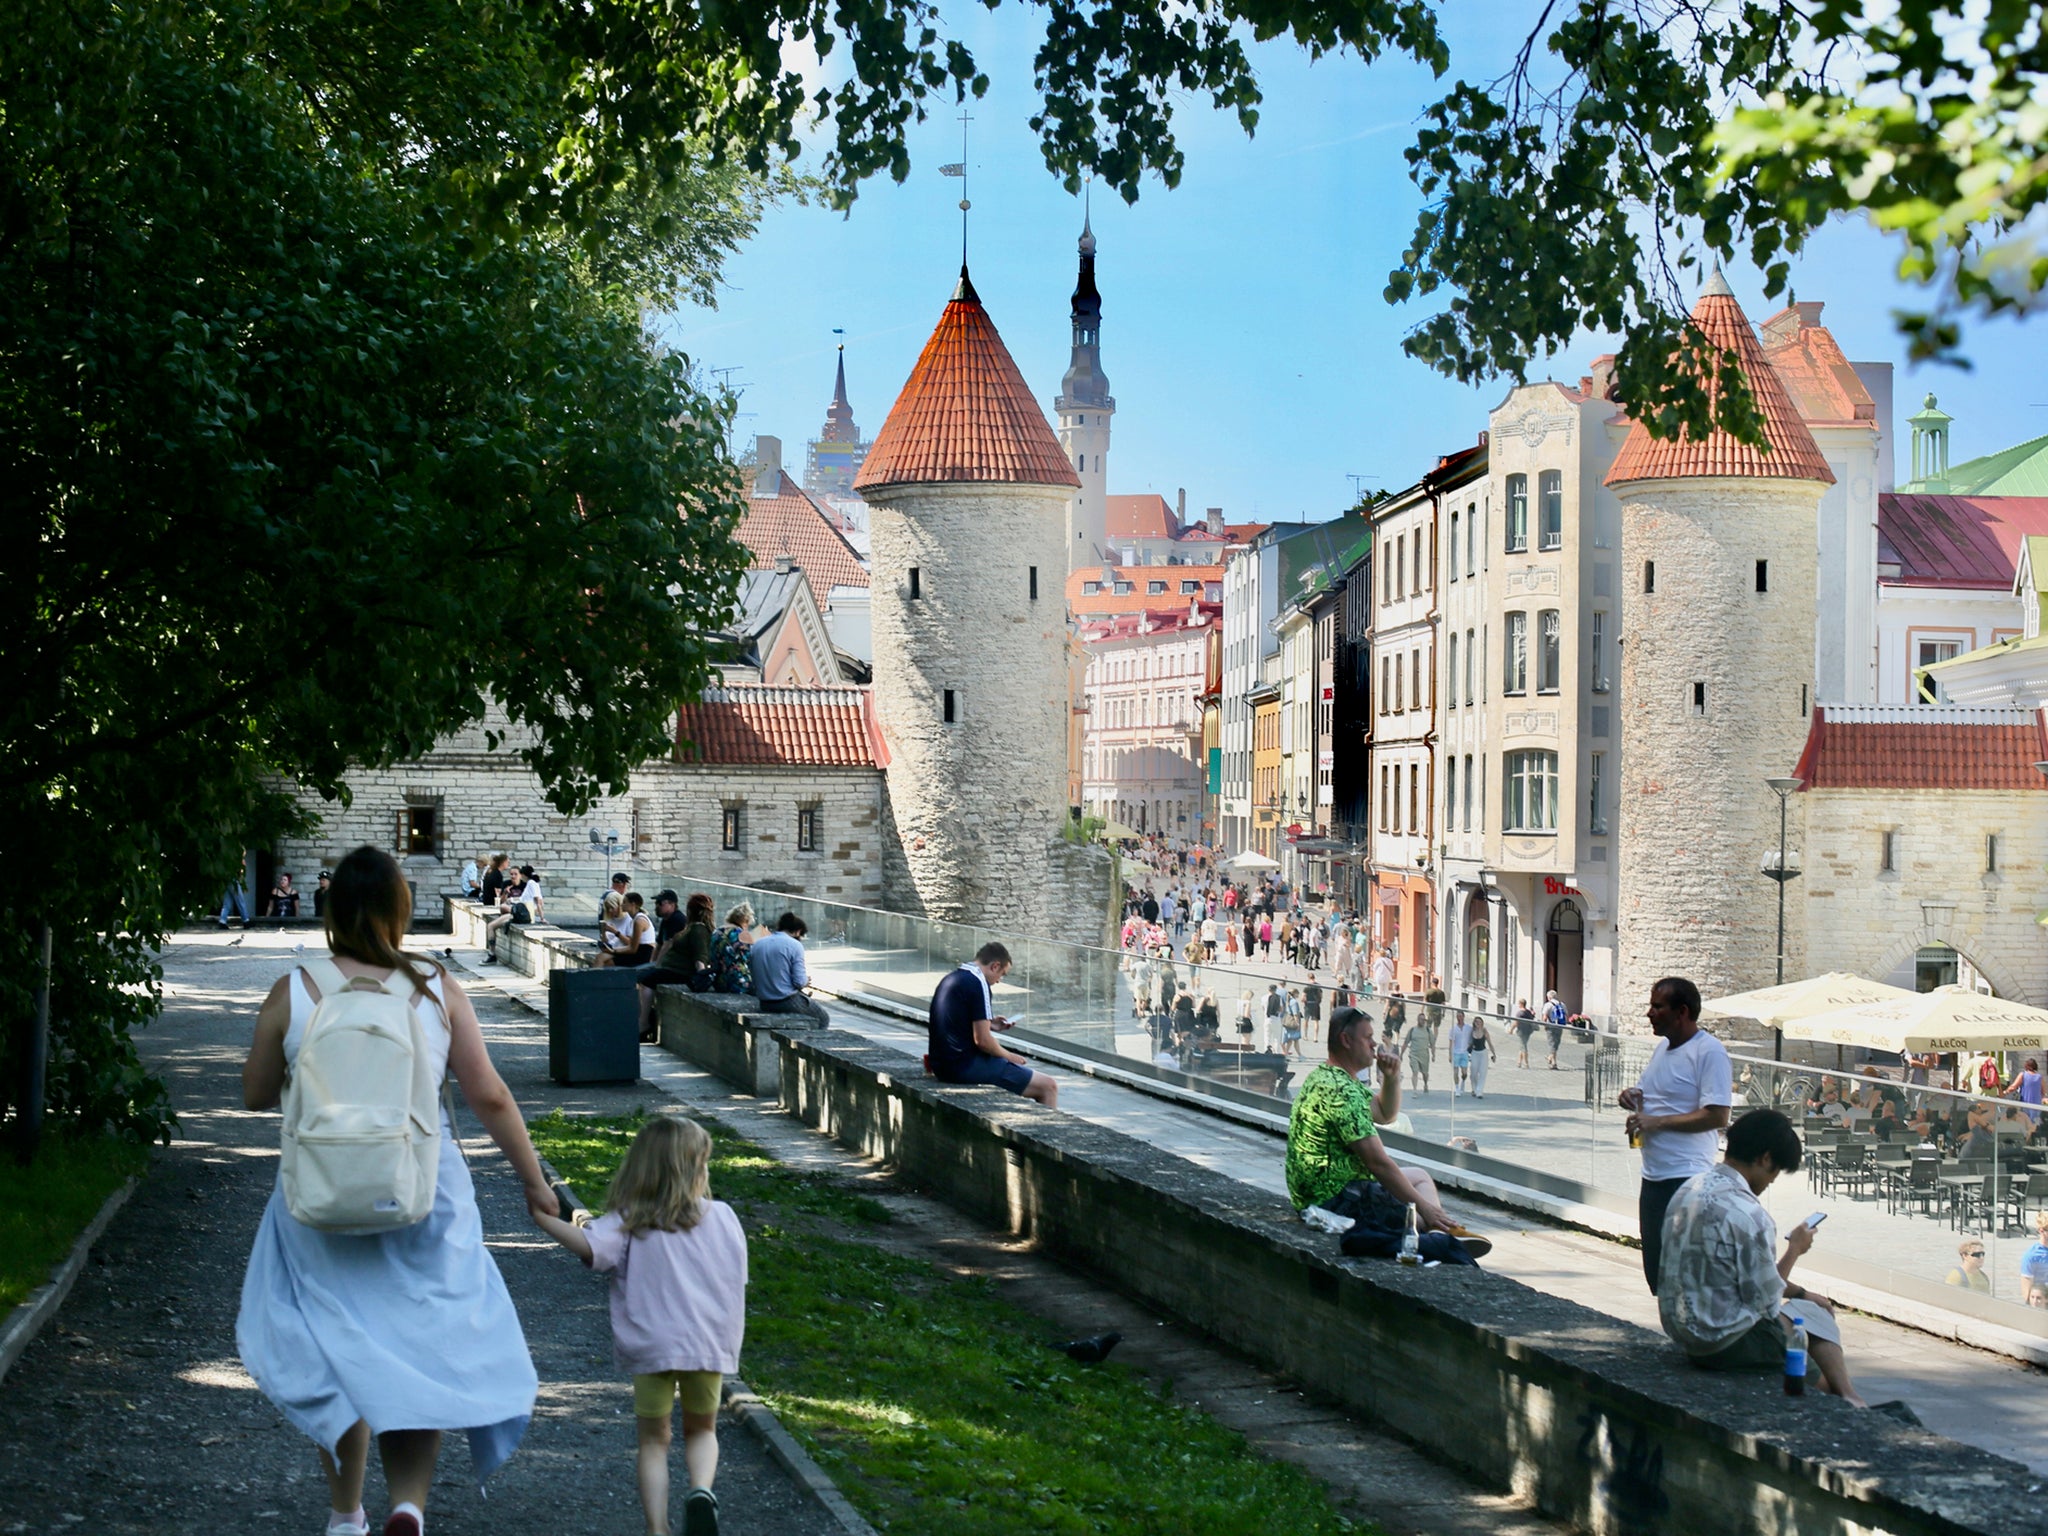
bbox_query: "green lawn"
[527,1109,1374,1536]
[1,1135,149,1311]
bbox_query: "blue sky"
[660,6,2045,521]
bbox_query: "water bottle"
[1783,1320,1808,1396]
[1397,1203,1422,1266]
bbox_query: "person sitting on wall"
[1656,1109,1878,1410]
[1285,1006,1489,1262]
[747,912,829,1024]
[635,892,713,1042]
[926,942,1058,1108]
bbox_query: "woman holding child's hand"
[237,847,547,1536]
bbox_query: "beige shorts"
[632,1370,723,1418]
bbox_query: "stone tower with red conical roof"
[1608,271,1834,1006]
[855,267,1101,933]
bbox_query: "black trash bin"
[548,968,641,1084]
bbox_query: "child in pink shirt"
[535,1116,747,1536]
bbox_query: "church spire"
[1054,203,1114,573]
[1060,211,1110,408]
[821,344,858,443]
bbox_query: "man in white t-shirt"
[1619,975,1732,1294]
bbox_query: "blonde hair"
[601,893,625,920]
[607,1116,712,1235]
[725,902,755,929]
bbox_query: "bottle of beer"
[1783,1321,1809,1396]
[1397,1203,1422,1266]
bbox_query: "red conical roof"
[854,269,1081,493]
[1605,273,1835,488]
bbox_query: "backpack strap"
[304,958,350,1005]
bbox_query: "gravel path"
[0,930,838,1536]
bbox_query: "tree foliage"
[3,0,763,1137]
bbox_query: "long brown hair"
[324,846,432,993]
[607,1115,711,1234]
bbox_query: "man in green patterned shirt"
[1288,1007,1485,1252]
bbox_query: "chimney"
[1477,430,1489,448]
[1176,488,1187,525]
[774,555,796,574]
[1206,507,1224,535]
[751,435,783,497]
[1587,355,1618,400]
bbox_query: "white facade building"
[1080,607,1214,838]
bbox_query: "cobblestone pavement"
[0,931,838,1536]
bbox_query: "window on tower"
[944,689,957,724]
[908,567,921,600]
[1029,566,1039,601]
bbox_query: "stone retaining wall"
[777,1026,2032,1536]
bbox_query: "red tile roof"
[1107,494,1178,540]
[1878,494,2048,589]
[735,473,870,592]
[1066,564,1226,618]
[854,270,1080,493]
[1606,278,1836,487]
[1758,303,1877,426]
[1792,705,2048,791]
[675,686,883,768]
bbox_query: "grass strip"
[0,1134,149,1311]
[528,1108,1374,1536]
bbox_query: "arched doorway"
[1546,901,1584,1014]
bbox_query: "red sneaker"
[383,1513,421,1536]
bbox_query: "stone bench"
[655,988,822,1096]
[776,1026,2032,1536]
[448,899,596,975]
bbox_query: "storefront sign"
[1543,876,1585,898]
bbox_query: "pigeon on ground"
[228,935,244,947]
[1060,1331,1122,1364]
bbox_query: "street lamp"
[1763,775,1804,1060]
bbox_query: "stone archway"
[1868,922,2032,1006]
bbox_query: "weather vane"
[938,110,974,264]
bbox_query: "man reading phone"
[1657,1110,1881,1407]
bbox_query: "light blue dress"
[237,964,536,1481]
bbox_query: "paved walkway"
[0,931,838,1536]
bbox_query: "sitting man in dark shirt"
[927,942,1058,1108]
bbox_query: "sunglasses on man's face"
[1966,1250,1986,1259]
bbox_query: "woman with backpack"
[238,846,551,1536]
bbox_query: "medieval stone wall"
[274,753,885,909]
[867,479,1087,936]
[1616,477,1822,1005]
[1802,787,2048,1004]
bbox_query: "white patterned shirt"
[1657,1163,1783,1355]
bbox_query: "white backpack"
[280,959,445,1233]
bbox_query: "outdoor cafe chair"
[1831,1142,1878,1200]
[2001,1174,2037,1234]
[1952,1172,2016,1234]
[1887,1151,1943,1218]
